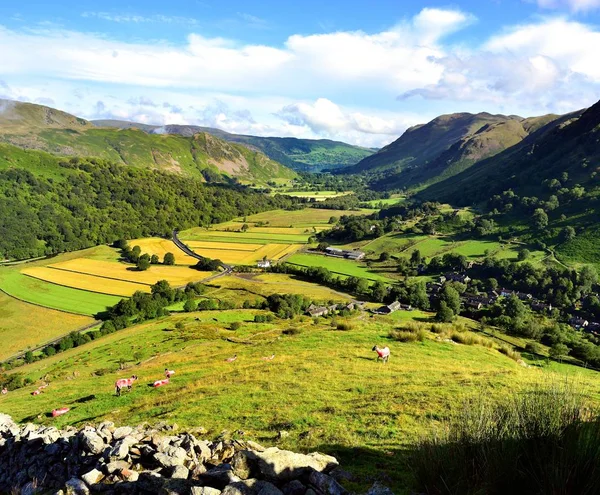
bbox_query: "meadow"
[271,190,353,201]
[286,253,394,282]
[2,310,599,492]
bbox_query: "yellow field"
[214,225,329,235]
[188,243,302,264]
[21,267,148,297]
[186,241,262,252]
[49,259,212,286]
[129,238,197,265]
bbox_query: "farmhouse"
[257,260,271,268]
[465,300,483,310]
[306,304,329,317]
[324,247,365,261]
[374,301,402,314]
[531,302,552,313]
[441,273,471,284]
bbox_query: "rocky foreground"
[0,415,391,495]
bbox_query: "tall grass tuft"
[412,379,600,494]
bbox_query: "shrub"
[230,322,242,331]
[389,330,417,342]
[430,324,445,334]
[498,344,521,361]
[525,341,543,355]
[283,328,302,336]
[412,381,600,495]
[336,321,355,331]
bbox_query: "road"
[172,230,232,281]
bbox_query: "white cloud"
[81,12,198,25]
[535,0,600,12]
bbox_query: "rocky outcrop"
[0,414,357,495]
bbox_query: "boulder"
[65,478,90,495]
[199,465,242,490]
[307,471,346,495]
[232,448,338,483]
[81,432,105,455]
[112,427,133,440]
[191,488,222,495]
[282,480,306,495]
[105,461,130,474]
[171,465,190,479]
[81,469,104,486]
[119,468,139,482]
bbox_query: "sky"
[1,0,600,147]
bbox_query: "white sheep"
[372,345,390,363]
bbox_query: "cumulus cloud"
[535,0,600,12]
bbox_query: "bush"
[498,344,521,361]
[412,381,600,495]
[525,341,543,355]
[336,321,355,331]
[230,322,242,331]
[283,328,302,335]
[430,324,445,334]
[183,299,197,312]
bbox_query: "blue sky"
[1,0,600,146]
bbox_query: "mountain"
[345,111,562,190]
[92,120,375,172]
[0,99,297,185]
[417,104,595,204]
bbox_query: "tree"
[549,343,569,360]
[560,226,576,243]
[410,249,422,266]
[183,299,197,312]
[517,249,530,261]
[440,285,461,314]
[436,301,454,322]
[371,281,387,302]
[24,351,34,364]
[136,256,150,271]
[150,254,160,264]
[532,209,548,230]
[130,245,142,262]
[379,252,391,262]
[241,224,249,232]
[163,252,175,265]
[328,216,338,224]
[505,294,526,320]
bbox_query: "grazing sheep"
[115,375,138,396]
[165,369,175,378]
[52,407,69,417]
[261,354,275,361]
[153,378,170,388]
[372,345,390,363]
[1,388,7,395]
[225,354,237,363]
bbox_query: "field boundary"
[0,286,94,317]
[21,272,139,299]
[46,265,155,287]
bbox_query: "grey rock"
[308,471,346,495]
[199,465,242,490]
[65,478,90,495]
[232,448,338,483]
[195,440,212,460]
[171,465,189,479]
[105,461,130,474]
[113,426,133,440]
[282,480,306,495]
[81,468,104,486]
[191,488,222,495]
[81,431,105,455]
[108,437,136,460]
[277,431,289,440]
[154,452,185,468]
[221,482,254,495]
[366,482,394,495]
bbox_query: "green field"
[181,231,310,245]
[2,310,598,492]
[0,268,121,316]
[272,191,353,201]
[287,253,394,282]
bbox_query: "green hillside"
[0,100,297,185]
[93,121,375,172]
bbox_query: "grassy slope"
[2,311,599,492]
[287,253,393,282]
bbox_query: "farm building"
[324,247,365,261]
[306,304,329,317]
[257,260,271,268]
[531,302,552,313]
[569,317,589,329]
[374,301,403,314]
[441,273,471,284]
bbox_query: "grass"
[556,226,600,271]
[286,253,394,282]
[0,268,121,316]
[0,292,93,361]
[232,208,376,227]
[2,311,599,493]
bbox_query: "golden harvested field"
[188,243,302,265]
[49,259,212,286]
[0,292,94,361]
[129,238,197,265]
[21,267,148,297]
[186,241,262,252]
[234,208,376,227]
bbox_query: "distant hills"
[92,120,375,172]
[344,111,566,191]
[0,99,297,185]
